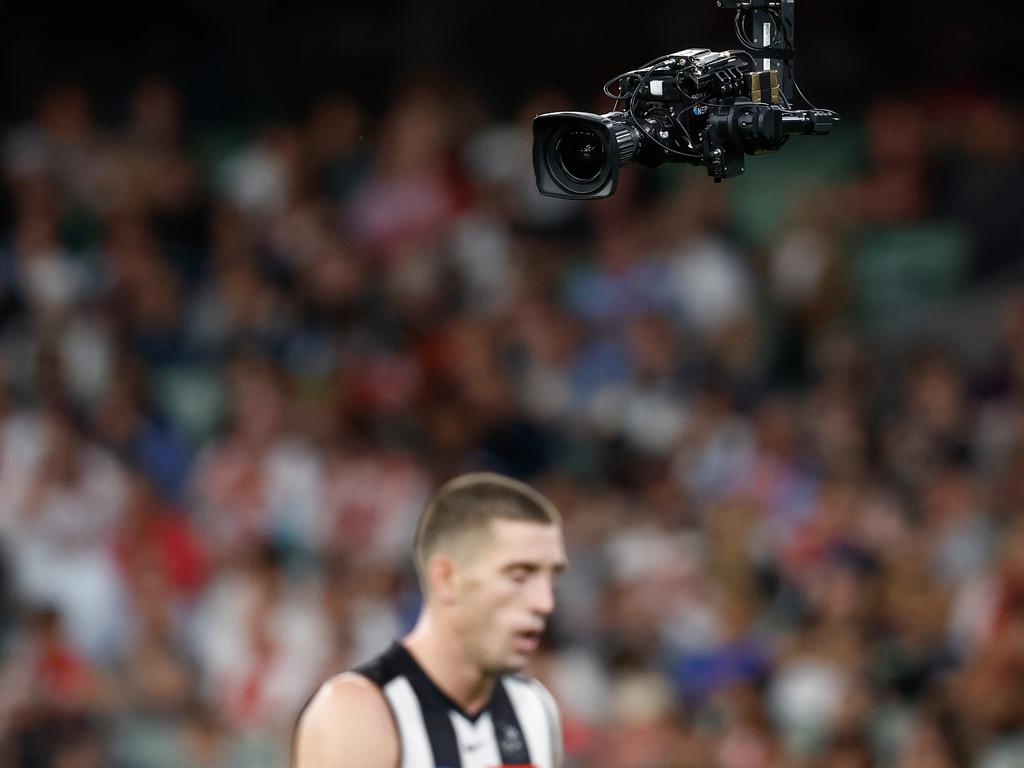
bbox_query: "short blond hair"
[413,472,561,583]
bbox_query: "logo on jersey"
[499,724,525,755]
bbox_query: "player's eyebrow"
[502,562,539,573]
[502,559,569,574]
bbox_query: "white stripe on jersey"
[530,679,563,768]
[540,680,564,767]
[502,677,556,768]
[383,676,433,768]
[448,710,502,768]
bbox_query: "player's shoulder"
[293,672,399,768]
[504,672,559,709]
[315,670,391,708]
[532,676,559,711]
[301,670,399,730]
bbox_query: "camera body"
[533,2,838,197]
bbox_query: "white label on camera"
[763,21,772,70]
[761,19,770,70]
[650,80,663,96]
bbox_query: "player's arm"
[293,673,399,768]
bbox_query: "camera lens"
[534,113,630,198]
[555,128,607,183]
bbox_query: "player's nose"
[530,575,556,616]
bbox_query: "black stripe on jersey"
[389,644,463,767]
[491,680,532,765]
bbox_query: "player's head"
[414,472,567,674]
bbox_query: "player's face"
[453,519,567,674]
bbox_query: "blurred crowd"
[0,73,1023,768]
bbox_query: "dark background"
[2,0,1018,125]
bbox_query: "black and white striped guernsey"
[354,642,562,768]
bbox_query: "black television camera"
[533,0,838,197]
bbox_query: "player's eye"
[507,566,532,583]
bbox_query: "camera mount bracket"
[718,0,795,103]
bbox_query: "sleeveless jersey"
[354,641,562,768]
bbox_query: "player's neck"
[402,613,496,715]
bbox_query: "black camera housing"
[532,1,838,197]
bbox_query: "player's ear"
[426,552,459,605]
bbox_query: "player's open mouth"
[514,629,542,651]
